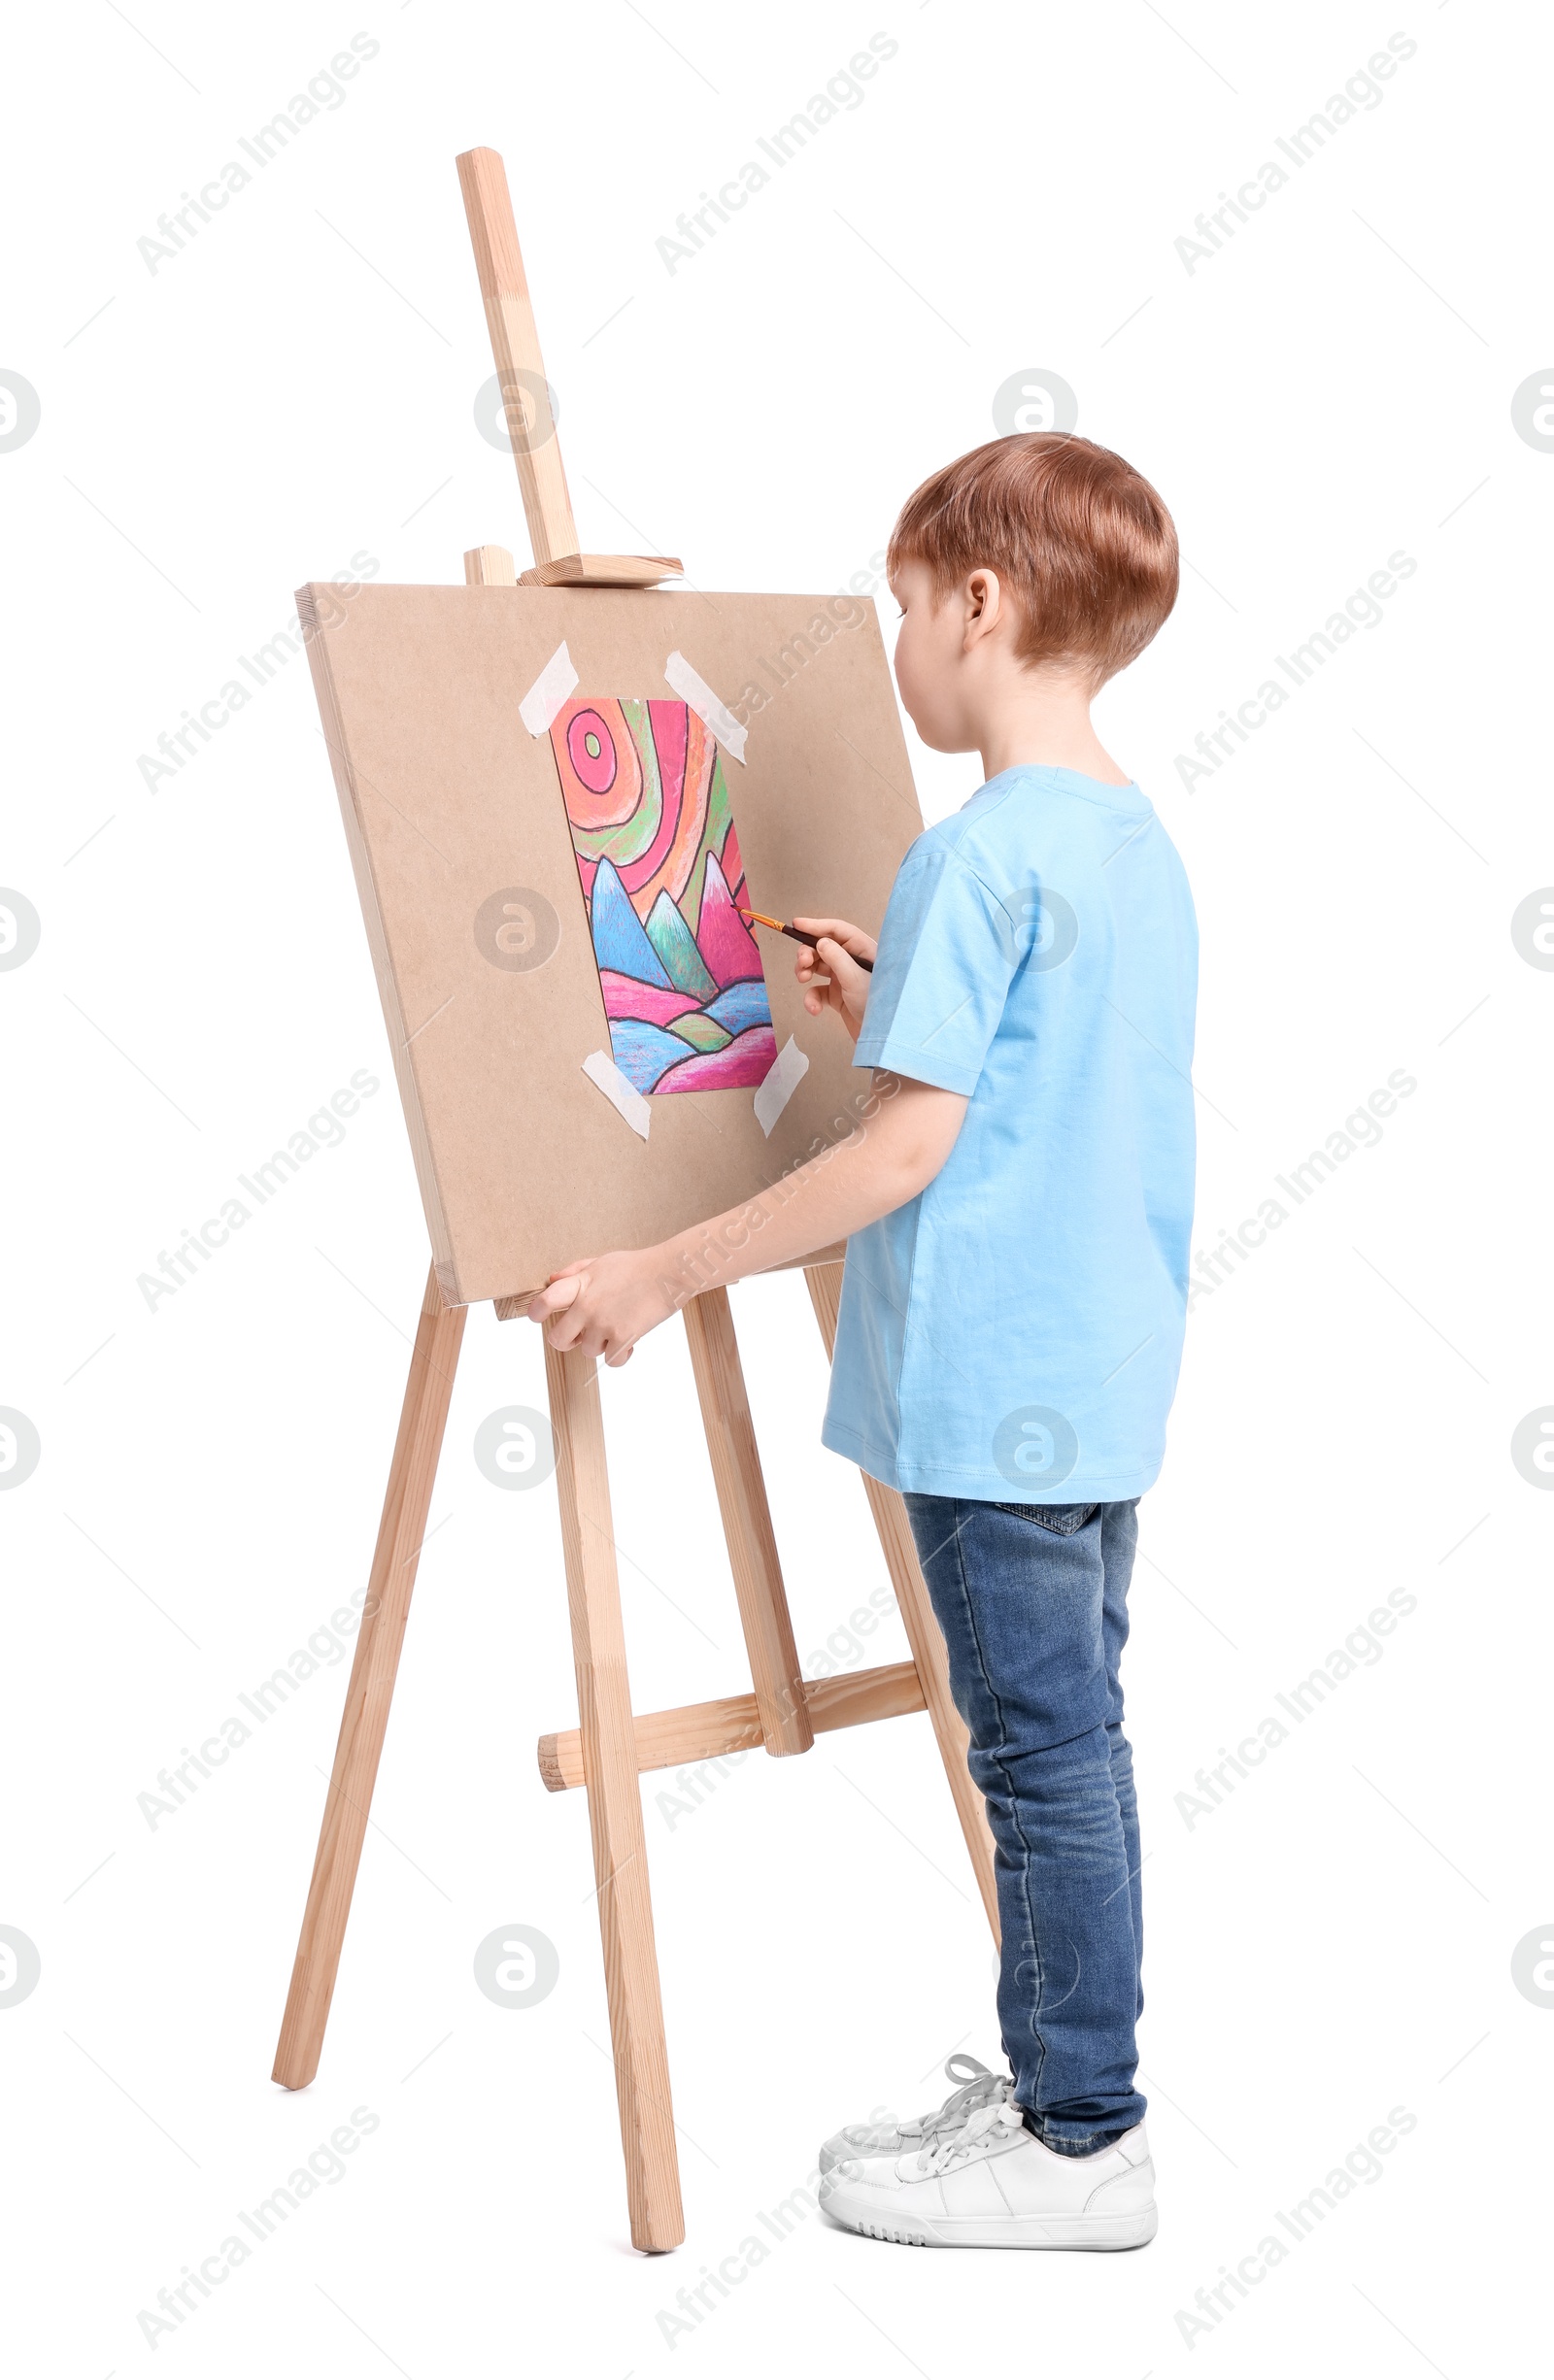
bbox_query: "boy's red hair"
[887,433,1179,687]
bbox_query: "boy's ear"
[963,567,1005,648]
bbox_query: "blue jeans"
[903,1493,1145,2155]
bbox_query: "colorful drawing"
[548,696,775,1095]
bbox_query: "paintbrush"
[737,908,875,972]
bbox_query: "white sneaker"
[819,2099,1157,2250]
[818,2055,1013,2175]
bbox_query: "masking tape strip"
[663,650,748,763]
[519,641,579,736]
[753,1034,809,1137]
[582,1049,651,1140]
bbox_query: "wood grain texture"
[539,1659,927,1792]
[456,149,578,567]
[464,543,518,587]
[544,1338,684,2250]
[273,1265,466,2088]
[681,1288,813,1757]
[519,553,682,587]
[803,1261,1001,1942]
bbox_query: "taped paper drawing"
[549,695,775,1094]
[299,579,920,1306]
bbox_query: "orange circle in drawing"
[567,708,618,795]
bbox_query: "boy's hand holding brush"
[737,907,877,1045]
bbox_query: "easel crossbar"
[538,1658,927,1793]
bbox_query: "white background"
[3,2,1549,2372]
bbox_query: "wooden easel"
[271,147,997,2254]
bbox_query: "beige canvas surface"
[301,581,923,1305]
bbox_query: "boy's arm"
[529,1073,966,1365]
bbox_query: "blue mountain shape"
[607,1017,693,1092]
[705,980,773,1037]
[645,888,718,1001]
[590,858,672,989]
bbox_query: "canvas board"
[300,582,923,1307]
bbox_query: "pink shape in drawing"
[566,708,618,795]
[647,699,688,812]
[695,849,764,988]
[597,970,702,1027]
[652,1023,777,1093]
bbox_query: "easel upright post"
[458,152,683,2251]
[456,147,578,570]
[456,147,680,591]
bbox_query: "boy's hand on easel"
[526,1251,672,1367]
[793,917,875,1044]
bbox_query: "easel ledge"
[270,147,997,2257]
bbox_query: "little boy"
[530,431,1195,2251]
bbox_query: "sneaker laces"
[895,2056,1013,2146]
[915,2097,1026,2175]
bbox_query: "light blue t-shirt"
[822,765,1199,1504]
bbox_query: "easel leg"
[803,1263,1001,1942]
[273,1265,466,2089]
[682,1288,813,1756]
[545,1341,685,2252]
